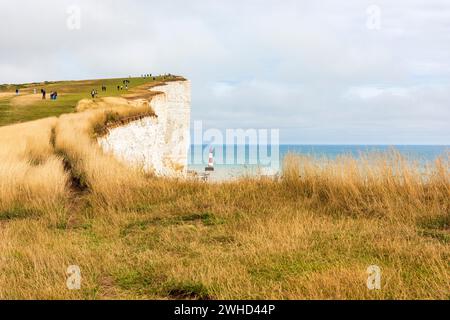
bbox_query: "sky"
[1,0,449,144]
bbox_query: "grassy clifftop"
[0,75,182,126]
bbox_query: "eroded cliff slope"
[97,80,191,176]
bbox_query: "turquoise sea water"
[188,145,449,179]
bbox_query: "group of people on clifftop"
[91,89,98,99]
[26,88,57,100]
[30,74,175,102]
[89,74,176,98]
[11,74,176,104]
[116,79,130,91]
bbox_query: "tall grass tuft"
[0,118,69,222]
[281,151,449,218]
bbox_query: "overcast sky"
[1,0,449,144]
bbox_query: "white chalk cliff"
[98,80,191,176]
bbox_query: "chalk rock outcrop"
[98,80,191,176]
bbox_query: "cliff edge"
[97,80,191,176]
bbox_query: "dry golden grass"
[282,152,449,219]
[10,94,42,107]
[0,99,448,300]
[54,101,153,208]
[0,92,16,100]
[75,97,148,112]
[0,118,69,221]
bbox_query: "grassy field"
[0,77,449,300]
[0,75,178,127]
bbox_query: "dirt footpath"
[10,94,42,106]
[0,92,16,100]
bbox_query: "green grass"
[0,206,36,221]
[418,214,450,243]
[0,75,177,127]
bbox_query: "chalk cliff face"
[97,80,191,176]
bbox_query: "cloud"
[0,0,449,144]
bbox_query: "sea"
[188,145,449,180]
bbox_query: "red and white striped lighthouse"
[205,147,215,171]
